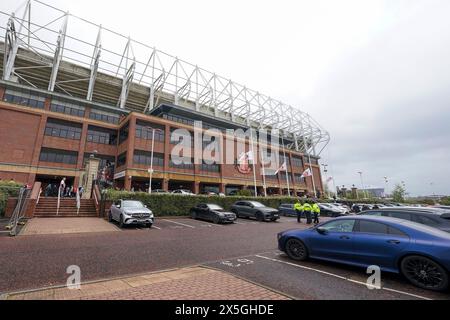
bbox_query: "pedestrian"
[312,202,321,224]
[78,186,84,198]
[294,200,303,223]
[45,183,52,197]
[59,177,66,197]
[303,201,313,224]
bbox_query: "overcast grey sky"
[2,0,449,196]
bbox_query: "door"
[307,219,356,262]
[351,220,410,270]
[112,200,121,221]
[197,204,209,220]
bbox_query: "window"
[357,221,388,234]
[87,125,117,145]
[44,118,82,140]
[89,111,120,124]
[83,153,115,170]
[388,226,408,237]
[117,152,127,167]
[119,122,129,144]
[39,148,78,164]
[414,215,440,227]
[135,121,165,142]
[169,156,194,170]
[294,173,305,183]
[279,172,293,182]
[321,219,355,233]
[4,89,45,109]
[50,100,85,117]
[133,150,164,167]
[162,113,194,126]
[306,156,319,165]
[292,156,303,168]
[170,128,194,146]
[386,211,412,221]
[200,161,220,173]
[279,154,290,168]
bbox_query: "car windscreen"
[249,201,266,208]
[122,201,144,208]
[207,204,223,211]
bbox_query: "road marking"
[254,255,432,301]
[233,221,247,225]
[151,226,161,230]
[162,219,195,228]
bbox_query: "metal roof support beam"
[3,1,31,81]
[86,26,102,101]
[48,12,68,92]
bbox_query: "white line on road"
[254,255,432,301]
[233,221,248,225]
[162,219,195,228]
[151,225,161,230]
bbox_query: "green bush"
[440,197,450,206]
[0,181,22,217]
[106,190,300,217]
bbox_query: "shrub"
[0,181,22,217]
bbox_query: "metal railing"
[5,187,31,236]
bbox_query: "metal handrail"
[5,187,31,236]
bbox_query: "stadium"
[0,0,330,197]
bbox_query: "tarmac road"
[0,216,449,300]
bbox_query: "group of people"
[43,177,84,198]
[293,200,321,225]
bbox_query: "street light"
[321,163,329,198]
[146,126,163,194]
[383,176,389,198]
[357,171,367,199]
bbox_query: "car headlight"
[218,212,225,217]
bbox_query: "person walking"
[312,202,321,224]
[303,201,313,224]
[294,200,303,223]
[59,177,66,197]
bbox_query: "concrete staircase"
[34,197,98,217]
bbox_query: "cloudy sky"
[2,0,449,196]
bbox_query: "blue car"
[278,215,450,291]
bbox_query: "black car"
[358,207,450,233]
[278,203,298,217]
[190,203,236,224]
[230,201,280,222]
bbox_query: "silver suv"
[109,200,154,228]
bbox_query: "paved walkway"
[20,218,120,235]
[4,267,290,300]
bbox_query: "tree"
[392,183,406,202]
[440,197,450,206]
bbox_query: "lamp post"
[383,176,389,198]
[321,164,329,198]
[358,171,367,199]
[147,127,163,194]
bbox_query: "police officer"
[294,200,303,223]
[312,202,321,224]
[303,201,313,224]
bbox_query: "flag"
[238,151,254,163]
[301,168,313,178]
[326,176,333,183]
[275,161,287,174]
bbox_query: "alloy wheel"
[401,255,449,291]
[285,239,308,261]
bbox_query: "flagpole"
[249,127,258,197]
[259,133,267,197]
[281,135,291,197]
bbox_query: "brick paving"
[19,218,120,235]
[6,267,290,300]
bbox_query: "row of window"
[50,101,85,118]
[90,111,120,124]
[39,148,78,164]
[44,119,82,140]
[87,126,118,145]
[133,151,164,167]
[4,89,45,109]
[135,123,165,142]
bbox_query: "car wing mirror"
[317,227,327,235]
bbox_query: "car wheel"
[401,255,449,291]
[146,223,152,228]
[232,210,240,218]
[191,211,197,220]
[213,215,220,224]
[285,238,309,261]
[108,211,113,222]
[256,212,264,222]
[119,215,124,229]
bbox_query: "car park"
[328,203,351,214]
[358,207,450,233]
[231,201,280,222]
[190,203,236,224]
[109,200,154,228]
[278,215,450,291]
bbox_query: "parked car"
[318,203,344,217]
[435,205,450,210]
[231,201,280,222]
[328,203,351,214]
[278,215,450,291]
[278,203,299,217]
[152,189,168,194]
[109,200,154,228]
[190,203,236,224]
[171,189,195,195]
[358,207,450,233]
